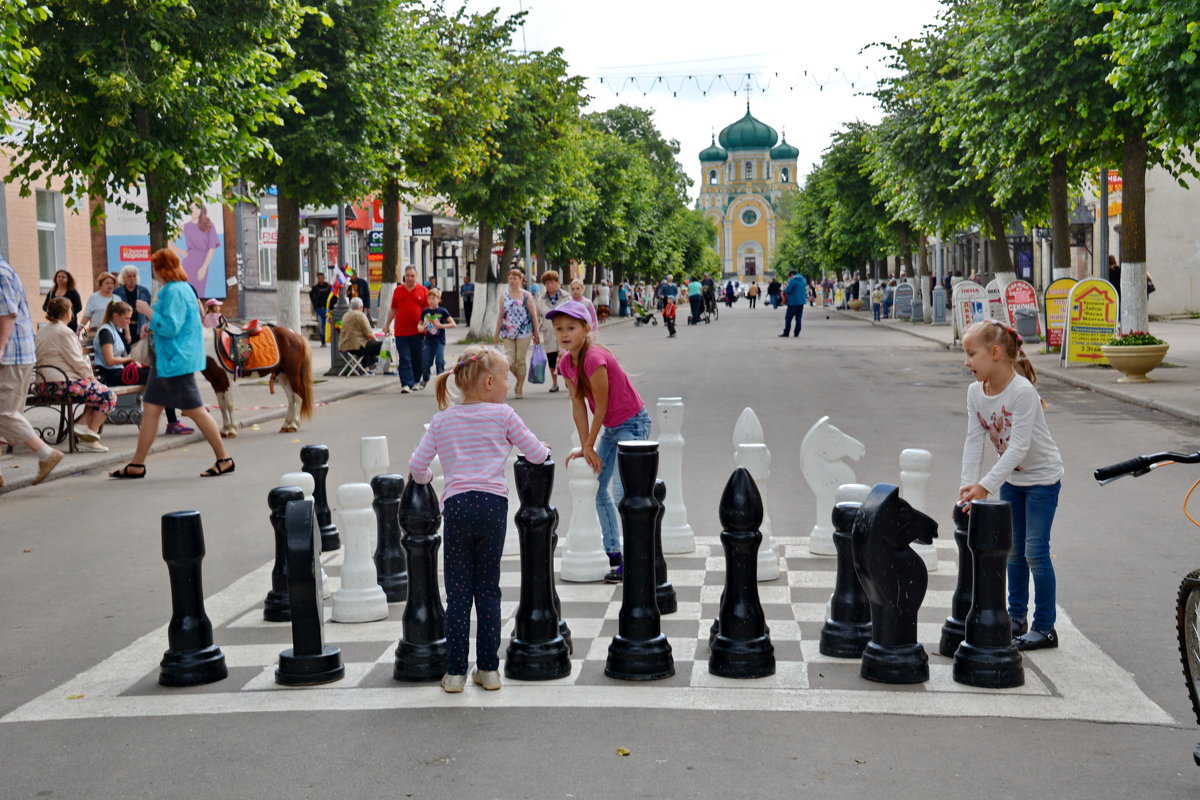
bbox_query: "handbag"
[129,334,154,367]
[528,344,547,384]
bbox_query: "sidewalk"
[841,307,1200,425]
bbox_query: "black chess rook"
[505,456,572,681]
[393,478,447,682]
[851,483,937,684]
[939,504,973,657]
[605,441,674,681]
[819,501,873,658]
[652,480,677,615]
[371,474,408,602]
[276,499,344,686]
[709,468,775,679]
[301,444,341,551]
[264,486,303,622]
[159,511,228,687]
[954,499,1024,688]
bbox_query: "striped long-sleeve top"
[408,402,550,501]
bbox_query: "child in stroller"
[630,297,657,326]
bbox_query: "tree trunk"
[499,225,517,279]
[275,192,302,333]
[1120,127,1149,333]
[535,226,547,283]
[475,222,493,284]
[984,206,1014,273]
[144,170,170,253]
[380,175,400,320]
[469,221,497,339]
[1048,153,1071,272]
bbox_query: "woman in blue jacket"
[110,249,233,479]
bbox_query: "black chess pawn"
[159,511,228,687]
[939,503,973,657]
[954,499,1024,688]
[276,499,344,686]
[300,444,340,551]
[850,483,938,684]
[264,486,303,622]
[653,480,677,615]
[709,468,775,679]
[393,478,447,682]
[506,456,571,680]
[605,441,674,681]
[371,474,408,602]
[819,501,873,658]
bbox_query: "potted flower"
[1100,330,1169,383]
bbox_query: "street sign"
[1062,278,1118,366]
[410,214,433,236]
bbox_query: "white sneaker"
[441,674,466,693]
[400,386,411,394]
[73,426,100,443]
[415,381,426,391]
[76,440,109,453]
[472,668,501,691]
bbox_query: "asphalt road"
[2,302,1198,799]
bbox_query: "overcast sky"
[457,0,946,199]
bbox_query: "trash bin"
[1014,308,1040,343]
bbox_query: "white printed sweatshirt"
[959,373,1064,495]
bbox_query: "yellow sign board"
[1043,278,1076,350]
[1063,278,1119,365]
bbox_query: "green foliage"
[1105,330,1165,346]
[0,0,49,117]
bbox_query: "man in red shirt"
[382,265,429,393]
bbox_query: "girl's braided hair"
[433,345,510,410]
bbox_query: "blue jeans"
[1001,481,1061,631]
[421,338,445,382]
[394,334,424,388]
[783,304,804,335]
[872,302,882,321]
[594,407,652,553]
[315,308,328,344]
[442,491,507,674]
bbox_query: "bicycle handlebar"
[1094,451,1200,484]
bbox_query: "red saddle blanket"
[216,326,280,373]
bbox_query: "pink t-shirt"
[558,345,643,428]
[408,403,549,501]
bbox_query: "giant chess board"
[1,537,1171,724]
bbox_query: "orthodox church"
[697,104,799,280]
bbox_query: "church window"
[744,161,753,179]
[741,208,759,226]
[781,167,790,183]
[708,169,718,185]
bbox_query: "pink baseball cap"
[544,299,591,323]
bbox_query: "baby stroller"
[630,298,658,326]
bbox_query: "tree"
[0,0,49,122]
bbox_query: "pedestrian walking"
[382,265,428,394]
[493,268,540,400]
[779,271,808,337]
[309,273,331,347]
[535,271,569,392]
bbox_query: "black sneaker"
[603,566,623,584]
[1011,618,1028,638]
[1014,628,1058,651]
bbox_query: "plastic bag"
[528,344,547,384]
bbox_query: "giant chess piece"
[371,474,408,602]
[560,447,609,582]
[709,468,775,678]
[954,499,1024,688]
[939,504,973,657]
[331,483,390,623]
[393,478,447,681]
[549,508,572,654]
[802,416,866,556]
[276,499,344,685]
[735,443,780,581]
[605,441,674,680]
[159,511,228,687]
[264,486,304,622]
[506,456,572,680]
[899,448,938,572]
[502,452,520,556]
[819,495,874,658]
[656,397,695,553]
[851,483,938,684]
[281,471,331,599]
[652,480,677,614]
[732,406,764,449]
[360,435,390,484]
[300,444,340,552]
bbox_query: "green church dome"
[718,106,778,151]
[770,136,799,161]
[698,136,728,162]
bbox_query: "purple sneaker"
[165,422,194,435]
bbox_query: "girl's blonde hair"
[428,287,441,299]
[434,345,510,410]
[964,319,1039,387]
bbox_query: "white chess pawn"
[281,471,332,599]
[899,448,938,572]
[801,416,866,556]
[656,397,695,554]
[733,407,764,449]
[360,436,389,484]
[560,447,609,582]
[735,443,779,581]
[502,453,519,556]
[331,483,390,622]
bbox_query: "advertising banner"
[1003,279,1041,335]
[985,279,1006,321]
[953,280,986,341]
[1043,278,1076,349]
[1063,278,1119,365]
[893,283,914,320]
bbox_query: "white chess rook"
[735,443,779,581]
[281,471,332,599]
[360,436,390,484]
[656,397,695,554]
[801,416,866,556]
[331,483,390,622]
[899,448,938,572]
[560,447,610,582]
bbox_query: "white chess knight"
[733,407,764,450]
[502,453,519,556]
[331,483,389,623]
[560,447,609,581]
[280,471,332,599]
[899,448,938,572]
[360,436,389,484]
[801,416,866,556]
[656,397,695,554]
[735,443,780,581]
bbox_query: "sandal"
[201,457,235,477]
[110,463,146,479]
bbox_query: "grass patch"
[456,333,494,345]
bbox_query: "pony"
[800,415,866,554]
[200,324,314,437]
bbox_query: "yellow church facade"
[696,105,798,281]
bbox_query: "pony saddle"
[216,321,280,373]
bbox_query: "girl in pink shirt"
[409,345,550,693]
[548,300,650,583]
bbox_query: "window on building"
[708,169,718,185]
[744,162,753,179]
[257,214,277,285]
[781,167,790,183]
[36,189,65,285]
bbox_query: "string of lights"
[589,66,887,98]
